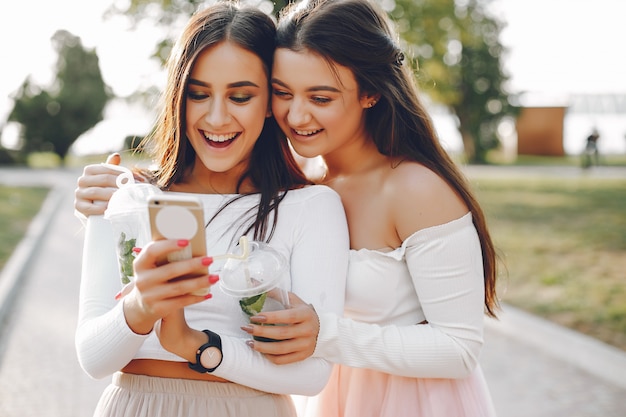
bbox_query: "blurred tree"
[394,0,518,163]
[8,30,111,163]
[111,0,516,163]
[106,0,285,65]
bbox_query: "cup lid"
[103,164,162,219]
[219,241,288,297]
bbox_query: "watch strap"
[188,329,223,373]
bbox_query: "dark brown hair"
[277,0,499,317]
[142,1,310,241]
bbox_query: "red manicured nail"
[204,293,213,300]
[201,256,213,266]
[132,247,142,253]
[177,239,189,247]
[209,274,220,284]
[114,291,122,300]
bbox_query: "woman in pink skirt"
[243,0,500,415]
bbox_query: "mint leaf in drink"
[117,232,137,284]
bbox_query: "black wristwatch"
[188,329,223,373]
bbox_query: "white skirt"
[93,372,297,417]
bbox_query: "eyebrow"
[271,78,341,93]
[188,79,261,89]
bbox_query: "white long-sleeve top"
[313,212,486,379]
[76,185,349,395]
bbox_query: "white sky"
[1,0,625,153]
[0,0,165,152]
[493,0,626,97]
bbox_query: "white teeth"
[202,131,237,142]
[294,128,322,136]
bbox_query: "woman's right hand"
[122,238,215,335]
[242,292,321,365]
[74,153,121,217]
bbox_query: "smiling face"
[271,48,373,159]
[185,41,271,176]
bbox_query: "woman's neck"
[171,164,255,194]
[323,139,385,182]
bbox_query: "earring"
[367,100,377,108]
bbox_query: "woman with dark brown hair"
[75,2,348,416]
[246,0,499,415]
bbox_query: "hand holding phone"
[148,194,210,296]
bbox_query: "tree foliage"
[394,0,518,163]
[107,0,284,64]
[113,0,516,163]
[8,30,111,162]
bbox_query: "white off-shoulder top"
[313,212,486,379]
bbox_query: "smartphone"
[148,194,209,295]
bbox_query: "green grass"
[472,176,626,351]
[28,150,149,169]
[0,185,50,270]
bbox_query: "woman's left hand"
[74,153,122,217]
[242,292,320,365]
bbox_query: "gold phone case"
[148,195,207,283]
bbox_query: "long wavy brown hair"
[140,2,311,242]
[277,0,499,317]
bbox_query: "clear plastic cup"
[219,238,291,341]
[103,164,163,284]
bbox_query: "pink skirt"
[295,364,496,417]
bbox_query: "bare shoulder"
[385,161,468,240]
[385,160,457,203]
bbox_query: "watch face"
[201,346,222,368]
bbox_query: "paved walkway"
[0,165,625,416]
[0,167,109,416]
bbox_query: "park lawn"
[472,176,626,351]
[0,185,50,271]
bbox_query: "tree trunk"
[460,129,476,163]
